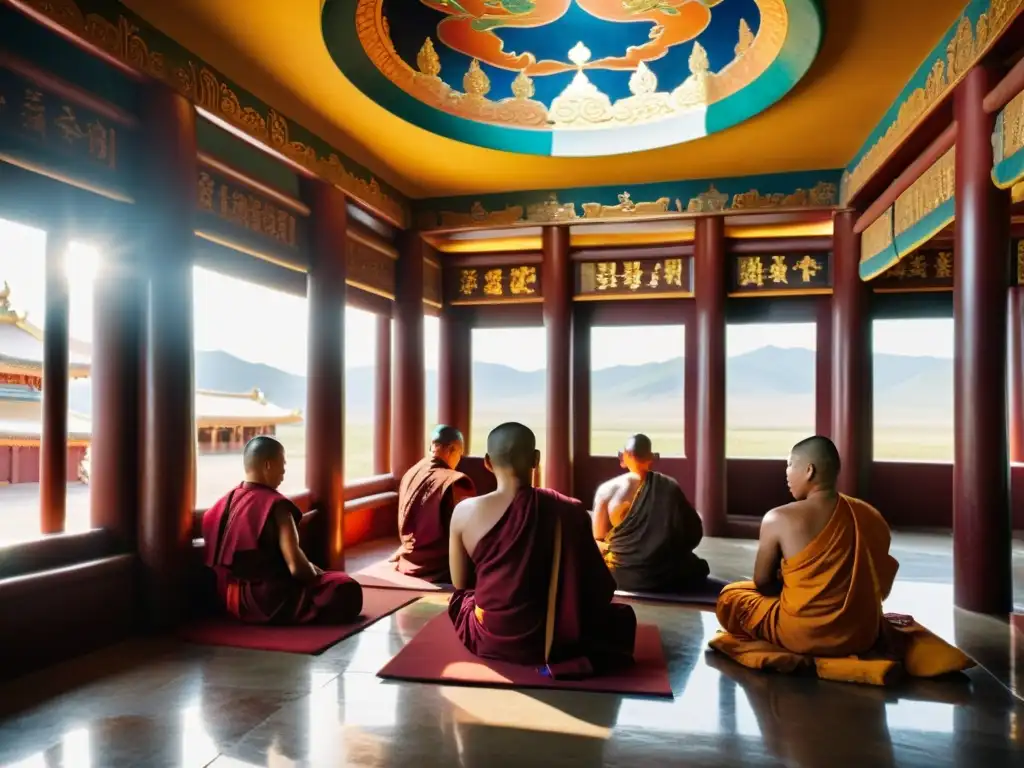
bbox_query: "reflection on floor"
[0,535,1022,767]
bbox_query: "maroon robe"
[449,487,637,674]
[202,482,363,624]
[395,457,476,582]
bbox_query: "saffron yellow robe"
[709,495,974,686]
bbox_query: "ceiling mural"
[322,0,822,156]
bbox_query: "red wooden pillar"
[694,216,727,536]
[831,210,872,497]
[373,313,392,476]
[953,66,1012,614]
[1009,286,1024,464]
[392,232,426,479]
[542,226,572,494]
[40,226,70,535]
[138,86,197,629]
[439,307,471,440]
[90,244,143,548]
[304,179,347,569]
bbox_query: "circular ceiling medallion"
[322,0,823,157]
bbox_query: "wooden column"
[90,244,143,548]
[40,226,70,535]
[694,216,727,537]
[831,210,872,497]
[1010,286,1024,464]
[953,65,1012,614]
[542,226,572,494]
[138,86,197,629]
[571,304,592,493]
[439,307,471,440]
[392,232,426,479]
[304,179,347,570]
[373,313,392,476]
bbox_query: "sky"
[0,217,955,375]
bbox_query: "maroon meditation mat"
[177,588,421,654]
[352,559,453,592]
[614,576,730,607]
[377,613,672,697]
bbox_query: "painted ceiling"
[117,0,969,198]
[324,0,821,157]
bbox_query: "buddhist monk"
[202,436,363,624]
[389,425,476,582]
[592,434,710,593]
[448,422,637,675]
[710,435,973,685]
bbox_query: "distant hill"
[68,345,955,428]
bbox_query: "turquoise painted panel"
[893,197,956,258]
[992,107,1024,189]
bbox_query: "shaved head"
[624,434,653,459]
[244,435,284,471]
[791,435,841,486]
[486,422,538,475]
[430,425,464,446]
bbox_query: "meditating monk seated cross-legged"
[201,436,363,625]
[710,435,974,686]
[592,433,710,593]
[448,422,637,676]
[389,425,476,583]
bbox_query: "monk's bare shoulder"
[760,501,808,530]
[594,474,630,500]
[450,494,482,532]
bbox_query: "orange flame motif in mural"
[576,0,718,70]
[419,0,722,75]
[419,0,576,75]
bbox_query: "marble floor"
[0,535,1022,767]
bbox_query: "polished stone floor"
[1,534,1023,767]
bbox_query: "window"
[193,267,308,507]
[872,318,953,462]
[470,327,547,456]
[424,314,439,438]
[344,306,377,481]
[0,218,46,544]
[589,325,685,457]
[726,323,817,459]
[65,241,99,533]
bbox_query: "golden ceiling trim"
[843,0,1023,204]
[569,230,695,248]
[427,235,545,254]
[573,291,694,302]
[357,0,787,132]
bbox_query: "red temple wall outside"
[0,446,86,483]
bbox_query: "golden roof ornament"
[736,19,754,57]
[511,70,535,100]
[463,59,491,97]
[417,37,441,77]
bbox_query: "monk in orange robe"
[710,436,973,685]
[202,436,363,624]
[593,434,710,593]
[448,422,637,676]
[390,425,476,583]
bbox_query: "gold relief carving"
[893,146,955,237]
[845,0,1023,203]
[509,266,537,295]
[582,191,671,219]
[793,255,822,282]
[22,0,405,225]
[621,261,643,290]
[526,194,578,223]
[361,0,789,132]
[935,251,953,279]
[21,89,45,137]
[647,263,662,288]
[768,255,788,284]
[730,181,837,210]
[438,201,525,228]
[686,184,729,213]
[664,259,683,287]
[879,250,955,282]
[595,262,618,290]
[1000,89,1024,162]
[861,208,894,263]
[199,171,297,247]
[579,258,687,297]
[483,268,503,296]
[346,236,395,295]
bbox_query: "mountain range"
[68,346,954,428]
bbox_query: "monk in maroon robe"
[202,436,363,624]
[448,422,636,675]
[390,425,476,582]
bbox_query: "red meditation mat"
[377,614,672,697]
[614,576,730,607]
[177,588,421,655]
[352,559,453,592]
